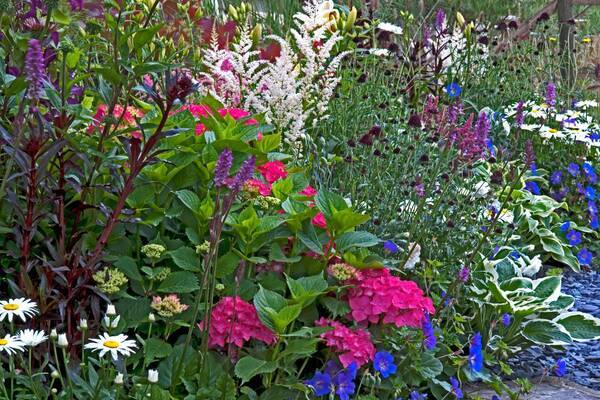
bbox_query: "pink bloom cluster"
[315,318,375,368]
[257,161,287,183]
[202,296,276,348]
[87,104,145,138]
[177,104,260,137]
[347,268,435,328]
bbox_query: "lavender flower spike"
[515,100,525,126]
[214,148,233,187]
[545,81,556,108]
[228,155,256,192]
[435,9,446,30]
[25,39,46,100]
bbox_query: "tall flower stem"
[62,347,75,396]
[51,341,66,392]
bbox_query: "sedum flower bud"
[114,373,124,385]
[106,304,117,316]
[147,369,159,383]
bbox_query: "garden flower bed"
[0,1,599,399]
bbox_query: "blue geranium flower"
[589,201,598,215]
[333,363,357,400]
[550,170,563,186]
[566,230,582,246]
[383,240,400,254]
[469,332,483,373]
[409,391,428,400]
[530,163,537,175]
[445,82,462,99]
[509,250,520,259]
[450,377,464,399]
[583,161,596,176]
[577,248,593,265]
[568,162,580,176]
[422,313,436,350]
[373,351,397,378]
[585,186,597,200]
[525,181,540,195]
[555,359,567,377]
[560,221,571,232]
[591,215,599,230]
[305,371,332,397]
[501,313,511,327]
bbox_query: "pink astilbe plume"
[315,318,375,368]
[346,268,435,328]
[201,296,276,348]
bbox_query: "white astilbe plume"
[199,0,348,155]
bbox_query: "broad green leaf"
[335,231,379,251]
[286,273,328,306]
[144,338,172,362]
[280,338,320,358]
[169,247,201,272]
[253,286,287,332]
[133,24,163,49]
[114,256,143,281]
[330,209,370,232]
[157,271,200,293]
[175,190,201,214]
[234,356,277,383]
[315,189,349,218]
[272,304,302,333]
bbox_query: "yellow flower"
[583,37,592,43]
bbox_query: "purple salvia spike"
[214,148,233,188]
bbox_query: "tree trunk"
[558,0,575,86]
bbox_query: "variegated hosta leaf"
[553,312,600,341]
[521,319,572,346]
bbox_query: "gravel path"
[468,379,600,399]
[508,270,600,390]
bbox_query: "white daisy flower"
[0,334,25,355]
[84,333,137,360]
[539,126,566,139]
[574,100,598,110]
[0,298,38,323]
[377,22,403,35]
[18,329,48,347]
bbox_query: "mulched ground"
[468,379,600,400]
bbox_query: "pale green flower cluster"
[93,268,128,294]
[141,244,166,259]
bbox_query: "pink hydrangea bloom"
[312,212,327,229]
[257,161,288,184]
[300,185,318,197]
[347,268,435,328]
[201,296,276,348]
[177,105,261,137]
[315,318,375,368]
[245,178,272,196]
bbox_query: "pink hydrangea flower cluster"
[177,104,260,137]
[202,296,276,348]
[257,161,288,183]
[347,268,435,328]
[315,318,375,368]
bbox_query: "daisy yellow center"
[3,304,19,311]
[103,340,120,349]
[0,339,8,345]
[548,128,558,133]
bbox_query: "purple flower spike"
[214,148,233,188]
[25,39,46,100]
[515,100,525,126]
[546,82,556,108]
[435,9,446,30]
[228,155,256,192]
[458,266,471,282]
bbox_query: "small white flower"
[106,304,117,316]
[84,333,137,361]
[522,255,543,277]
[17,329,48,347]
[147,369,159,383]
[0,298,38,323]
[404,243,421,270]
[79,319,88,330]
[148,313,156,322]
[377,22,403,35]
[0,334,25,355]
[50,329,58,340]
[369,48,391,57]
[50,370,60,379]
[57,333,68,348]
[114,373,124,385]
[103,315,121,329]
